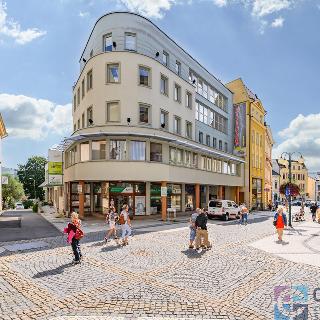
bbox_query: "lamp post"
[280,152,303,227]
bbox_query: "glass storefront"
[109,182,146,216]
[150,183,161,214]
[185,184,195,211]
[167,184,182,211]
[252,178,262,210]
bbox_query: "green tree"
[2,174,25,208]
[17,156,47,200]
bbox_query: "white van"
[207,200,241,221]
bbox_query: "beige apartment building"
[307,176,316,201]
[277,157,308,201]
[62,12,245,219]
[0,114,7,211]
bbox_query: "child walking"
[64,212,84,264]
[105,207,119,242]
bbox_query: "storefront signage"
[48,175,63,186]
[1,176,8,185]
[233,103,246,156]
[48,162,63,175]
[110,186,133,193]
[161,187,167,197]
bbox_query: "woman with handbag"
[104,207,119,242]
[64,212,84,264]
[273,207,287,242]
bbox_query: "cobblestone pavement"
[1,213,320,319]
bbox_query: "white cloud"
[273,114,320,172]
[212,0,228,7]
[271,16,284,27]
[0,94,72,140]
[79,11,89,18]
[0,1,46,45]
[251,0,291,17]
[118,0,177,18]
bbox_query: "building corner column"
[146,182,151,215]
[161,181,167,221]
[79,180,85,219]
[181,183,186,212]
[195,183,200,209]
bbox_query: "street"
[1,209,320,319]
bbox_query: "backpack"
[75,228,84,240]
[119,213,125,225]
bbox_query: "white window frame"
[125,32,136,51]
[106,101,120,123]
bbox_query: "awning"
[55,131,245,164]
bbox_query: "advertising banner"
[135,196,146,215]
[48,175,63,186]
[233,103,246,156]
[48,162,63,175]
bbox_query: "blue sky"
[1,0,320,171]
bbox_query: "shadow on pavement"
[181,248,207,259]
[101,245,122,253]
[33,262,73,278]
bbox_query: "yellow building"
[226,78,267,210]
[307,176,316,201]
[0,113,8,211]
[277,157,308,201]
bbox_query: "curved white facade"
[64,12,244,217]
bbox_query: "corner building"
[64,12,245,219]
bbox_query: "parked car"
[207,200,241,221]
[15,202,24,210]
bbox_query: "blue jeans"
[190,227,196,241]
[241,213,248,224]
[121,223,132,239]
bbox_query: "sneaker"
[72,259,81,265]
[196,248,202,253]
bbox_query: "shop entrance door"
[112,195,134,216]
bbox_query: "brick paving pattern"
[0,214,319,319]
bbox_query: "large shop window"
[92,141,106,160]
[150,143,162,162]
[139,66,151,87]
[80,142,90,162]
[167,184,182,211]
[107,64,120,83]
[107,101,120,122]
[109,140,126,160]
[130,141,146,161]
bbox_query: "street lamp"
[280,151,303,227]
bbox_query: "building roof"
[79,11,232,94]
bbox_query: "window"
[201,156,206,170]
[169,147,176,164]
[185,151,191,166]
[206,135,210,147]
[87,107,93,127]
[77,119,80,130]
[173,116,181,134]
[125,33,136,51]
[224,142,228,152]
[87,70,93,91]
[197,79,203,95]
[139,104,150,124]
[162,51,169,66]
[231,163,236,175]
[107,63,120,83]
[150,143,162,162]
[130,141,145,161]
[192,153,198,168]
[73,123,76,132]
[174,83,181,102]
[213,137,217,148]
[160,110,168,130]
[103,33,112,52]
[176,149,183,164]
[219,140,222,150]
[82,113,85,128]
[199,131,203,144]
[207,157,212,171]
[90,50,93,58]
[139,66,151,87]
[203,82,208,99]
[77,88,80,106]
[109,140,126,160]
[175,61,181,75]
[81,79,85,99]
[92,141,106,160]
[80,142,90,162]
[160,75,168,95]
[106,101,120,122]
[212,159,216,172]
[186,91,192,109]
[216,160,222,173]
[186,121,192,139]
[73,95,76,111]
